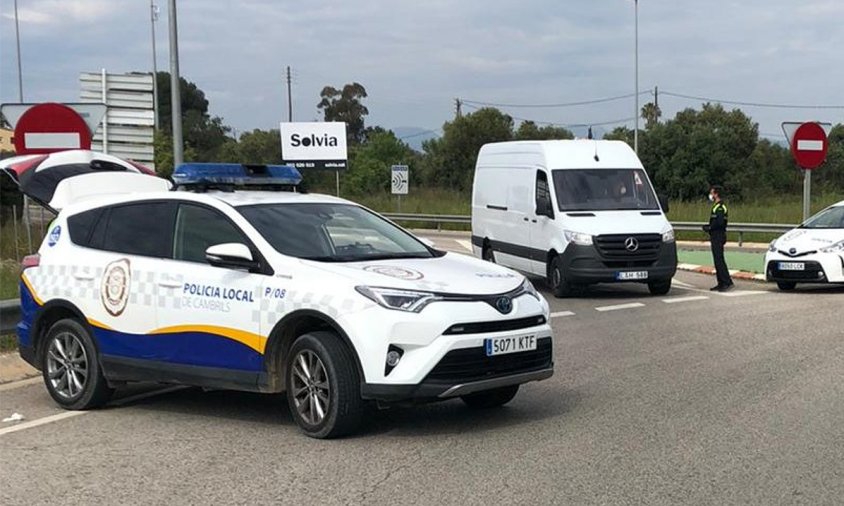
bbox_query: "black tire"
[777,281,797,291]
[648,279,672,295]
[41,318,113,410]
[461,385,519,409]
[548,255,573,297]
[285,331,364,439]
[482,244,495,263]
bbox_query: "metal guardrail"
[384,213,795,243]
[0,215,796,335]
[1,299,21,335]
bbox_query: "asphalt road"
[1,236,842,505]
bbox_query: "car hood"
[774,228,844,253]
[559,210,670,236]
[304,252,524,295]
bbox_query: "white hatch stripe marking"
[0,411,86,437]
[0,386,187,437]
[797,140,824,151]
[719,290,766,297]
[455,239,473,252]
[595,302,645,312]
[671,278,695,288]
[663,295,709,304]
[550,311,575,318]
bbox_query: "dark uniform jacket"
[703,201,728,236]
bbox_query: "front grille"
[594,234,662,266]
[768,260,825,280]
[425,337,552,383]
[777,249,817,258]
[443,315,546,335]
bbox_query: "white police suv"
[765,199,844,291]
[16,164,553,438]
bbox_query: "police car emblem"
[101,259,131,316]
[363,265,424,281]
[47,225,61,247]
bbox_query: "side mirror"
[658,195,670,214]
[205,243,260,271]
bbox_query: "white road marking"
[719,290,767,297]
[0,377,41,392]
[0,385,188,437]
[595,302,645,312]
[663,295,709,304]
[455,239,473,252]
[550,311,575,318]
[0,411,86,437]
[671,278,695,288]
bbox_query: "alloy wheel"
[291,350,331,425]
[46,331,89,399]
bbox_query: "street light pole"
[168,0,184,166]
[633,0,639,154]
[14,0,24,102]
[150,1,160,130]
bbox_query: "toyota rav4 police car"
[765,199,844,291]
[16,163,553,438]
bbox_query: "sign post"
[782,121,830,221]
[391,164,409,212]
[280,122,348,196]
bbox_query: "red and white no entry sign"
[790,122,828,170]
[13,102,93,155]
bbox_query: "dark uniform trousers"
[707,201,733,287]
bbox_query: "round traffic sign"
[13,102,92,155]
[790,122,828,170]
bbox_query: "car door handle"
[72,273,95,281]
[158,281,182,289]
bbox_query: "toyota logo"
[495,297,513,314]
[789,248,797,255]
[624,237,639,252]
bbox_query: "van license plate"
[616,271,648,280]
[779,262,805,271]
[485,335,537,357]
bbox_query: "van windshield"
[552,168,660,212]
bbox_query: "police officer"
[703,185,734,291]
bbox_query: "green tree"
[154,72,231,163]
[317,83,369,145]
[343,130,418,195]
[641,102,662,130]
[421,107,514,191]
[814,123,844,192]
[514,121,574,141]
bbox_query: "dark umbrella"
[0,149,156,210]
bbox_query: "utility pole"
[286,66,293,122]
[150,1,160,130]
[654,85,658,111]
[14,0,24,102]
[455,98,462,119]
[633,0,639,154]
[168,0,184,166]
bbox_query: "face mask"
[708,194,715,202]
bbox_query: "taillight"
[21,254,40,270]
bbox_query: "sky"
[1,0,842,143]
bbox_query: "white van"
[471,140,677,297]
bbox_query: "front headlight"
[564,230,593,246]
[355,286,441,313]
[661,228,675,243]
[819,240,844,253]
[768,240,778,252]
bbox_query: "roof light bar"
[172,163,302,187]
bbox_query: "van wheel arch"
[263,310,364,393]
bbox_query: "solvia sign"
[280,122,348,170]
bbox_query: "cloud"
[2,0,117,26]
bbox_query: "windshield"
[552,168,659,212]
[238,203,434,262]
[801,205,844,229]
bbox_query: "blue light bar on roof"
[172,163,302,186]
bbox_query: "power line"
[398,128,442,140]
[660,91,844,110]
[461,91,651,109]
[461,102,635,129]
